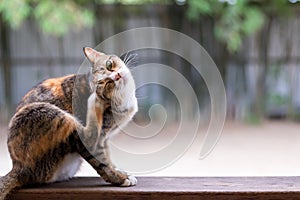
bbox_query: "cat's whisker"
[123,52,130,64]
[124,52,136,65]
[125,52,132,63]
[128,53,138,63]
[125,53,138,66]
[127,61,138,66]
[126,58,138,69]
[127,64,138,70]
[124,53,132,62]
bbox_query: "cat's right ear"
[83,47,104,63]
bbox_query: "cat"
[0,47,138,200]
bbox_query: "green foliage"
[0,0,172,36]
[215,0,265,52]
[186,0,292,53]
[0,0,31,28]
[0,0,295,40]
[96,0,171,4]
[0,0,94,36]
[34,0,94,35]
[186,0,213,18]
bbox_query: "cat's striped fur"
[0,48,138,200]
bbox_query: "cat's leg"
[103,139,116,168]
[102,138,134,179]
[96,135,137,186]
[0,166,51,200]
[101,112,137,184]
[81,93,136,186]
[75,130,137,186]
[0,169,23,200]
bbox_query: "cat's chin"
[114,79,124,90]
[114,74,129,89]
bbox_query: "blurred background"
[1,0,300,176]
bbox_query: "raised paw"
[120,175,137,187]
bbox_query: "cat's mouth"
[114,72,127,86]
[115,73,122,81]
[110,71,128,89]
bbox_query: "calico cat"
[0,47,138,200]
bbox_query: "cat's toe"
[120,175,137,187]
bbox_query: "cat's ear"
[83,47,105,63]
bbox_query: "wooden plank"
[8,177,300,200]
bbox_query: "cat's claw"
[120,175,137,187]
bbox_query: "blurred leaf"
[95,0,172,4]
[191,0,212,14]
[228,32,242,52]
[263,0,291,16]
[186,0,270,52]
[187,0,217,20]
[0,0,295,39]
[82,9,94,27]
[241,7,265,35]
[0,0,31,28]
[33,0,94,36]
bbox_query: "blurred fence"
[0,4,300,122]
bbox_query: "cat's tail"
[0,170,22,200]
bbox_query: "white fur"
[48,153,82,183]
[87,93,97,113]
[115,64,137,109]
[106,61,138,139]
[120,175,138,187]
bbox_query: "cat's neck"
[112,79,137,115]
[85,93,105,133]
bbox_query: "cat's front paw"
[120,175,137,187]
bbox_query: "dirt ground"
[1,121,300,177]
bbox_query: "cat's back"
[16,74,90,115]
[10,102,77,135]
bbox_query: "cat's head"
[83,47,137,112]
[83,47,134,91]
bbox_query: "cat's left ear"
[83,47,105,63]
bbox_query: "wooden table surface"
[9,176,300,200]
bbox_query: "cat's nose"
[115,73,122,81]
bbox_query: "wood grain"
[8,177,300,200]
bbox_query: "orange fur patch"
[21,90,34,101]
[42,74,74,97]
[9,113,78,168]
[95,105,104,129]
[29,116,76,158]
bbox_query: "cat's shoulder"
[21,74,77,98]
[41,74,76,92]
[16,73,90,112]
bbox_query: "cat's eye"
[106,60,113,71]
